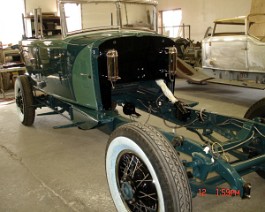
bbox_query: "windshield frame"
[59,0,158,37]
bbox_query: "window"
[62,1,157,35]
[64,3,82,33]
[158,9,183,38]
[0,0,25,45]
[63,2,119,34]
[120,3,156,31]
[214,23,245,36]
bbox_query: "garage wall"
[251,0,265,13]
[158,0,252,42]
[25,0,57,14]
[24,0,251,42]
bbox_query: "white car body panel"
[201,14,265,88]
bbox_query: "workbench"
[0,66,26,98]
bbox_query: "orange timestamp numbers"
[198,188,241,197]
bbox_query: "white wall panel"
[24,0,252,42]
[0,0,25,44]
[25,0,57,14]
[158,0,252,41]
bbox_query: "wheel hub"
[16,96,22,106]
[16,95,23,112]
[120,181,135,201]
[117,152,159,210]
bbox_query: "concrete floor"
[0,79,265,212]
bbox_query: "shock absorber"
[107,49,120,88]
[168,46,177,82]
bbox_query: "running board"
[208,78,265,90]
[53,122,85,129]
[176,58,214,84]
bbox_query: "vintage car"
[16,0,265,211]
[201,14,265,88]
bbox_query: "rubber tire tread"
[244,98,265,120]
[106,122,192,212]
[244,98,265,179]
[16,76,35,126]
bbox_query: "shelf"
[24,13,62,38]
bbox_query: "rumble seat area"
[248,23,265,41]
[97,36,175,110]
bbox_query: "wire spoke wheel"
[105,122,192,212]
[16,89,24,114]
[15,76,35,126]
[244,98,265,179]
[118,152,158,211]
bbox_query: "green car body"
[16,1,265,209]
[22,31,174,107]
[20,0,175,128]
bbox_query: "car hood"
[64,29,160,47]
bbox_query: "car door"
[202,19,248,71]
[206,35,248,71]
[36,41,75,101]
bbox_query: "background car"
[202,14,265,88]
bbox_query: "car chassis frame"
[16,0,265,210]
[31,75,265,199]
